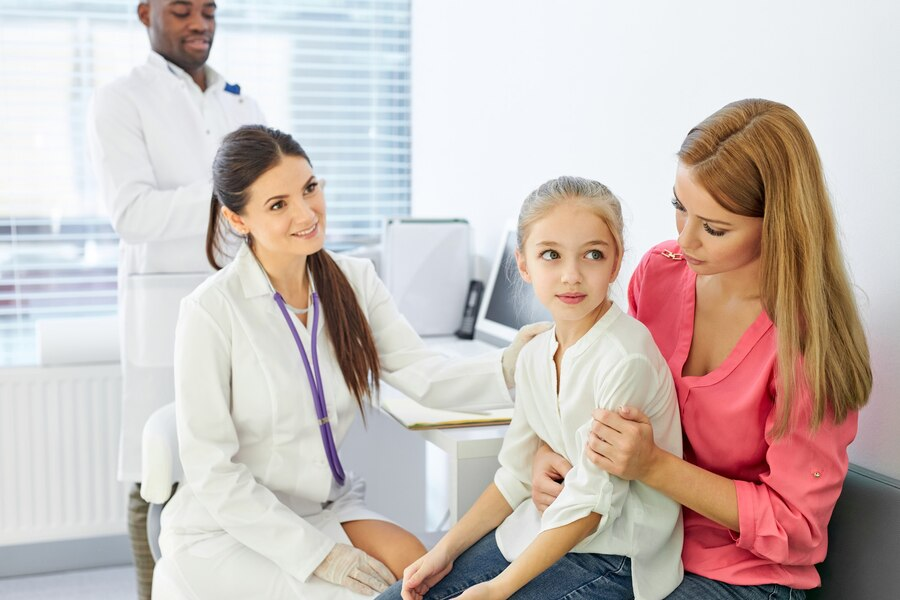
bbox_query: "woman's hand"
[587,406,660,481]
[312,543,396,595]
[457,581,503,599]
[401,547,454,600]
[531,442,572,513]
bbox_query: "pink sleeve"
[733,396,859,565]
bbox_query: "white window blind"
[0,0,411,367]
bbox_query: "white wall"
[410,0,900,478]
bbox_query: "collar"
[546,302,624,359]
[233,242,318,301]
[146,51,224,92]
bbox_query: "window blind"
[0,0,411,366]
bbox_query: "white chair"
[141,402,194,599]
[141,401,183,561]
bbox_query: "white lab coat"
[159,243,509,599]
[87,52,265,481]
[493,305,684,600]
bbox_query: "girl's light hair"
[679,99,871,435]
[517,176,625,263]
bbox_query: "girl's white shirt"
[161,242,509,584]
[494,304,684,600]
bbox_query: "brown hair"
[207,125,380,410]
[678,99,871,434]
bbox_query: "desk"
[414,423,507,526]
[341,336,510,538]
[341,398,508,539]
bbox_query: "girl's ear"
[221,206,249,236]
[515,248,532,283]
[610,250,623,283]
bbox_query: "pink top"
[628,241,858,589]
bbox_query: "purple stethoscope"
[272,281,346,486]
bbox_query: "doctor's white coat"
[159,243,509,598]
[87,52,265,481]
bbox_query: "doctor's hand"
[313,543,396,595]
[531,442,572,513]
[502,321,553,387]
[401,546,454,600]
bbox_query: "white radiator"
[0,364,128,546]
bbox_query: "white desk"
[342,336,510,537]
[410,423,507,527]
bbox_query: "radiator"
[0,364,128,546]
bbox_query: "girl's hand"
[531,443,572,512]
[587,406,660,481]
[400,548,454,600]
[457,581,503,600]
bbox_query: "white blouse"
[494,304,684,600]
[162,243,509,584]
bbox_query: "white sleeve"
[541,355,679,536]
[357,259,510,409]
[493,376,541,509]
[173,296,334,582]
[87,86,212,244]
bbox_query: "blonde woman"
[532,99,872,599]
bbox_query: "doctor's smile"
[293,221,320,239]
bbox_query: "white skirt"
[157,472,390,600]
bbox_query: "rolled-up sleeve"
[733,397,858,565]
[542,355,680,536]
[174,296,334,582]
[493,388,541,509]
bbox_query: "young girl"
[378,176,684,600]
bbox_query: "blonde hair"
[678,99,871,434]
[517,176,625,263]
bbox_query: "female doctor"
[157,125,539,599]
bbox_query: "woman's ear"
[515,248,532,283]
[221,206,248,236]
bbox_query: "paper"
[378,386,512,430]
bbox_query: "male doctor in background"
[88,1,264,597]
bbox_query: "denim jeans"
[376,529,634,600]
[376,529,809,600]
[665,573,807,600]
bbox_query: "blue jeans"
[376,529,633,599]
[665,573,806,599]
[376,529,809,600]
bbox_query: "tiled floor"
[0,566,136,599]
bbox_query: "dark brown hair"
[206,125,380,410]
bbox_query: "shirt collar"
[233,242,318,300]
[546,302,624,359]
[146,51,224,92]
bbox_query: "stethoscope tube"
[274,290,346,485]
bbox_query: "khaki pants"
[128,483,155,600]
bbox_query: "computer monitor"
[475,227,552,346]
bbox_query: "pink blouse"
[628,241,858,589]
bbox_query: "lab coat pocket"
[124,272,208,367]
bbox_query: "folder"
[378,385,512,430]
